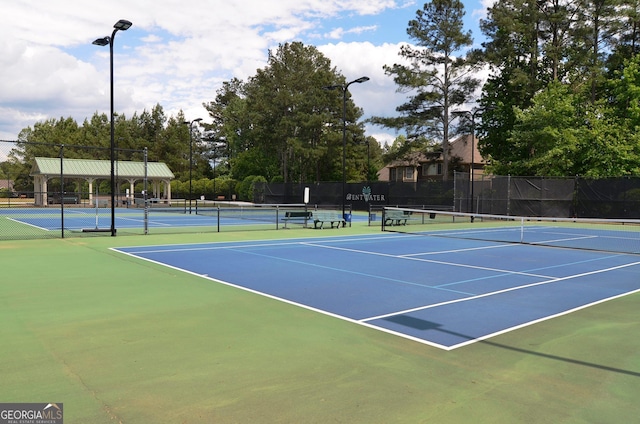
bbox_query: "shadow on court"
[385,315,640,378]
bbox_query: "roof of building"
[449,134,482,164]
[386,135,484,168]
[30,157,174,179]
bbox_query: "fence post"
[60,145,65,239]
[507,174,511,216]
[144,147,148,235]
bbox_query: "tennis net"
[195,201,309,224]
[381,207,640,254]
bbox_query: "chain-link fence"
[259,173,640,220]
[257,180,455,212]
[0,139,154,239]
[0,140,323,240]
[4,138,640,241]
[455,172,640,218]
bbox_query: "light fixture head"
[114,20,133,31]
[354,76,370,84]
[92,37,110,46]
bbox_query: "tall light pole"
[183,118,202,214]
[324,76,369,225]
[453,108,485,213]
[93,19,132,236]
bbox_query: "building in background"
[378,135,486,182]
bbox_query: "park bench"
[282,210,312,228]
[48,195,78,205]
[312,211,345,229]
[384,210,411,226]
[63,196,78,204]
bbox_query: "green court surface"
[1,226,638,423]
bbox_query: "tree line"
[371,0,640,179]
[5,0,640,198]
[2,42,382,198]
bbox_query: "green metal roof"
[30,157,174,179]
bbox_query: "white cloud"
[317,41,416,144]
[325,25,378,40]
[476,0,497,19]
[0,0,481,145]
[318,41,409,115]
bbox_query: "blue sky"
[0,0,492,153]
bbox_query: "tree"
[247,41,354,183]
[371,0,480,180]
[477,0,624,173]
[536,0,577,82]
[382,134,431,164]
[477,0,546,169]
[506,82,582,175]
[501,81,640,177]
[571,0,621,103]
[205,42,368,183]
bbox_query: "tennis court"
[2,205,369,234]
[3,214,640,422]
[3,207,219,231]
[115,219,640,350]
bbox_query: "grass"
[1,225,639,423]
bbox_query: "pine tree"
[371,0,480,180]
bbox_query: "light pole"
[324,76,369,225]
[453,108,484,213]
[93,19,132,236]
[183,118,202,214]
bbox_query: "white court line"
[8,217,51,231]
[400,243,518,256]
[113,235,640,351]
[65,209,94,215]
[447,287,640,350]
[360,261,640,323]
[125,239,327,254]
[538,228,640,241]
[124,217,173,226]
[302,241,554,279]
[122,233,421,254]
[112,246,456,351]
[530,235,597,245]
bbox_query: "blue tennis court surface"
[7,208,219,230]
[114,233,640,350]
[5,207,369,231]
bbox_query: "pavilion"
[30,157,174,206]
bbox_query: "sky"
[0,0,493,153]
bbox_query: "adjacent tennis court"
[115,222,640,350]
[2,204,369,233]
[3,207,217,231]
